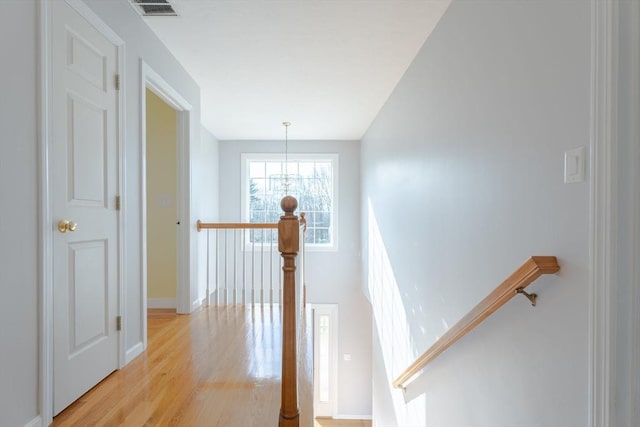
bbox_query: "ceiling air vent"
[131,0,178,17]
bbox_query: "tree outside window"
[243,154,337,248]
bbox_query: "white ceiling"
[141,0,451,140]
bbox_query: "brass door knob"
[58,219,78,233]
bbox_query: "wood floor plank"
[52,305,313,427]
[314,419,372,427]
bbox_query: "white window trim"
[241,153,339,251]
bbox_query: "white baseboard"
[202,290,221,306]
[191,296,203,311]
[147,298,176,309]
[199,289,217,307]
[24,415,42,427]
[333,414,373,420]
[125,342,144,364]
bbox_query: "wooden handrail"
[392,256,560,389]
[196,220,278,231]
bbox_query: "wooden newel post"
[279,195,300,427]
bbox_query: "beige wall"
[146,89,177,300]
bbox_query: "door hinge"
[116,316,122,331]
[115,195,121,211]
[115,74,120,91]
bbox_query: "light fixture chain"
[283,121,291,194]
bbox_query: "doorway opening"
[140,61,193,352]
[145,89,178,310]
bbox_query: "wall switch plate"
[564,146,586,183]
[343,354,352,361]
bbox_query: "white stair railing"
[197,221,281,305]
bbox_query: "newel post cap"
[278,195,299,253]
[281,195,298,216]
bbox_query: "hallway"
[52,306,313,426]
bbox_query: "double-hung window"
[241,153,338,249]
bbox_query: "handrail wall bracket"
[515,288,537,306]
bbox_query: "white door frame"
[587,1,617,424]
[630,1,640,418]
[38,0,126,424]
[140,60,193,352]
[587,0,640,425]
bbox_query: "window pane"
[266,211,280,223]
[296,161,311,175]
[316,212,330,227]
[285,161,298,175]
[298,194,313,211]
[315,228,330,244]
[249,161,264,178]
[305,229,315,244]
[249,211,259,223]
[249,178,265,210]
[265,162,282,177]
[245,156,335,247]
[315,162,331,177]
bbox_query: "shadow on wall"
[367,198,426,426]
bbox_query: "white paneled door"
[52,1,120,415]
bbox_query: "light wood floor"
[51,306,371,426]
[314,418,372,427]
[52,306,317,427]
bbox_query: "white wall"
[81,0,207,348]
[197,127,220,303]
[218,140,372,416]
[0,1,39,425]
[361,1,591,426]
